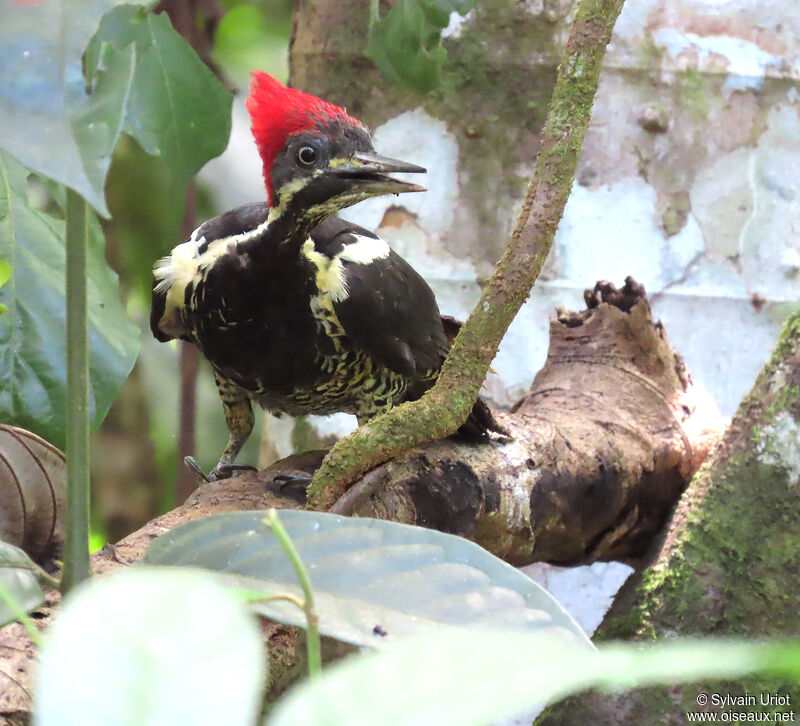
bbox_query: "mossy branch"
[306,0,627,510]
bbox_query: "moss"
[773,312,800,360]
[662,191,691,237]
[636,33,665,75]
[419,0,564,259]
[678,68,711,121]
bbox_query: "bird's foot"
[183,456,258,485]
[213,463,259,480]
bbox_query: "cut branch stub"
[517,289,696,562]
[319,280,722,566]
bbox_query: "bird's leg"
[207,374,256,481]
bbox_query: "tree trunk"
[537,313,800,725]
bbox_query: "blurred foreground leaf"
[34,568,266,726]
[0,259,9,314]
[268,630,800,726]
[0,540,45,629]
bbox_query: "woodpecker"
[151,72,501,481]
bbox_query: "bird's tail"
[438,315,509,442]
[454,395,509,442]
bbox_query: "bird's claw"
[273,470,312,490]
[183,457,258,485]
[184,456,210,485]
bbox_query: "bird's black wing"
[193,202,270,253]
[311,217,449,379]
[150,203,270,342]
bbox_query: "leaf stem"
[0,579,43,648]
[61,188,91,594]
[263,509,321,679]
[4,561,60,590]
[238,590,308,612]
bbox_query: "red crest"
[246,72,364,204]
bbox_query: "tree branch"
[537,312,800,724]
[306,0,627,509]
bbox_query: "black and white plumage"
[150,72,501,481]
[152,208,448,415]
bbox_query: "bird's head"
[246,72,425,216]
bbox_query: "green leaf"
[0,259,9,314]
[0,540,45,629]
[365,0,475,92]
[0,152,139,450]
[0,0,148,215]
[34,568,266,726]
[87,5,233,230]
[0,1,231,219]
[143,510,590,649]
[267,630,800,726]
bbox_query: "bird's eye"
[297,145,317,166]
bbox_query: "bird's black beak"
[331,151,426,195]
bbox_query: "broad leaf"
[268,630,800,726]
[0,152,139,449]
[0,259,8,314]
[0,0,146,214]
[366,0,475,92]
[143,510,589,648]
[86,5,233,230]
[34,568,266,726]
[0,1,231,219]
[0,540,45,629]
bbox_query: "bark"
[304,0,628,510]
[536,313,800,725]
[0,282,722,722]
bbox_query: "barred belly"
[252,295,408,418]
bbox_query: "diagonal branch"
[306,0,627,510]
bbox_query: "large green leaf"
[268,630,800,726]
[0,259,9,314]
[0,152,139,449]
[143,510,589,649]
[34,568,266,726]
[0,0,145,215]
[86,6,233,229]
[366,0,475,92]
[0,540,45,629]
[0,1,231,219]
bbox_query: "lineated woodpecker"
[151,72,501,482]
